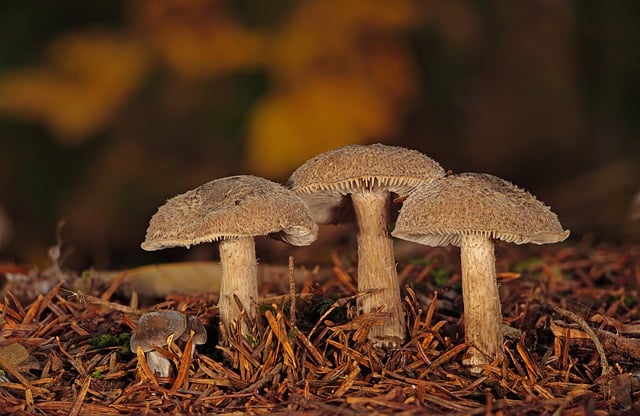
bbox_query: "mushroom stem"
[460,234,504,372]
[218,237,258,336]
[352,190,405,347]
[146,350,172,378]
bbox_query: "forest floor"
[1,238,640,415]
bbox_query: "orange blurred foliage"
[0,0,425,177]
[0,31,149,142]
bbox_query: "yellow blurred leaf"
[245,73,396,178]
[148,20,265,80]
[269,0,422,79]
[133,0,265,80]
[0,31,149,142]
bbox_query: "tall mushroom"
[287,143,445,347]
[141,175,318,336]
[392,172,569,372]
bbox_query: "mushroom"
[179,315,208,355]
[392,172,570,372]
[287,143,445,347]
[141,175,318,336]
[130,310,187,377]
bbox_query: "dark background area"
[0,0,638,271]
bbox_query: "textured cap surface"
[392,172,570,246]
[287,143,445,224]
[179,315,208,345]
[142,175,318,250]
[130,310,187,352]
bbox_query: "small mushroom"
[287,143,445,347]
[179,315,208,355]
[141,175,318,336]
[392,172,569,372]
[130,310,187,378]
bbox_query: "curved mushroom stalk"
[460,234,504,370]
[352,190,405,347]
[218,237,258,336]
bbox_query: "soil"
[1,240,639,415]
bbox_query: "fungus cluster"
[141,143,569,375]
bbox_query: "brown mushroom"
[179,315,208,355]
[141,175,318,336]
[392,172,569,372]
[130,310,187,377]
[287,143,445,347]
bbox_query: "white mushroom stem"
[218,237,258,336]
[146,350,172,378]
[460,234,504,372]
[352,190,405,347]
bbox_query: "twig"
[237,363,283,394]
[307,291,370,340]
[68,375,91,416]
[63,288,144,315]
[134,346,160,387]
[101,270,128,301]
[171,330,194,393]
[544,303,611,376]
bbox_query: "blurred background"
[0,0,639,270]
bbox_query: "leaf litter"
[1,239,640,415]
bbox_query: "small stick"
[237,363,283,394]
[170,331,194,393]
[135,346,160,387]
[68,375,91,416]
[101,271,128,301]
[288,256,296,325]
[63,289,144,316]
[307,291,371,340]
[544,303,611,376]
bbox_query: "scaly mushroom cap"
[130,310,187,353]
[287,143,445,224]
[393,172,570,246]
[141,175,318,250]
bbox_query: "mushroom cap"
[287,143,445,224]
[392,172,570,246]
[141,175,318,250]
[130,310,187,353]
[179,315,208,345]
